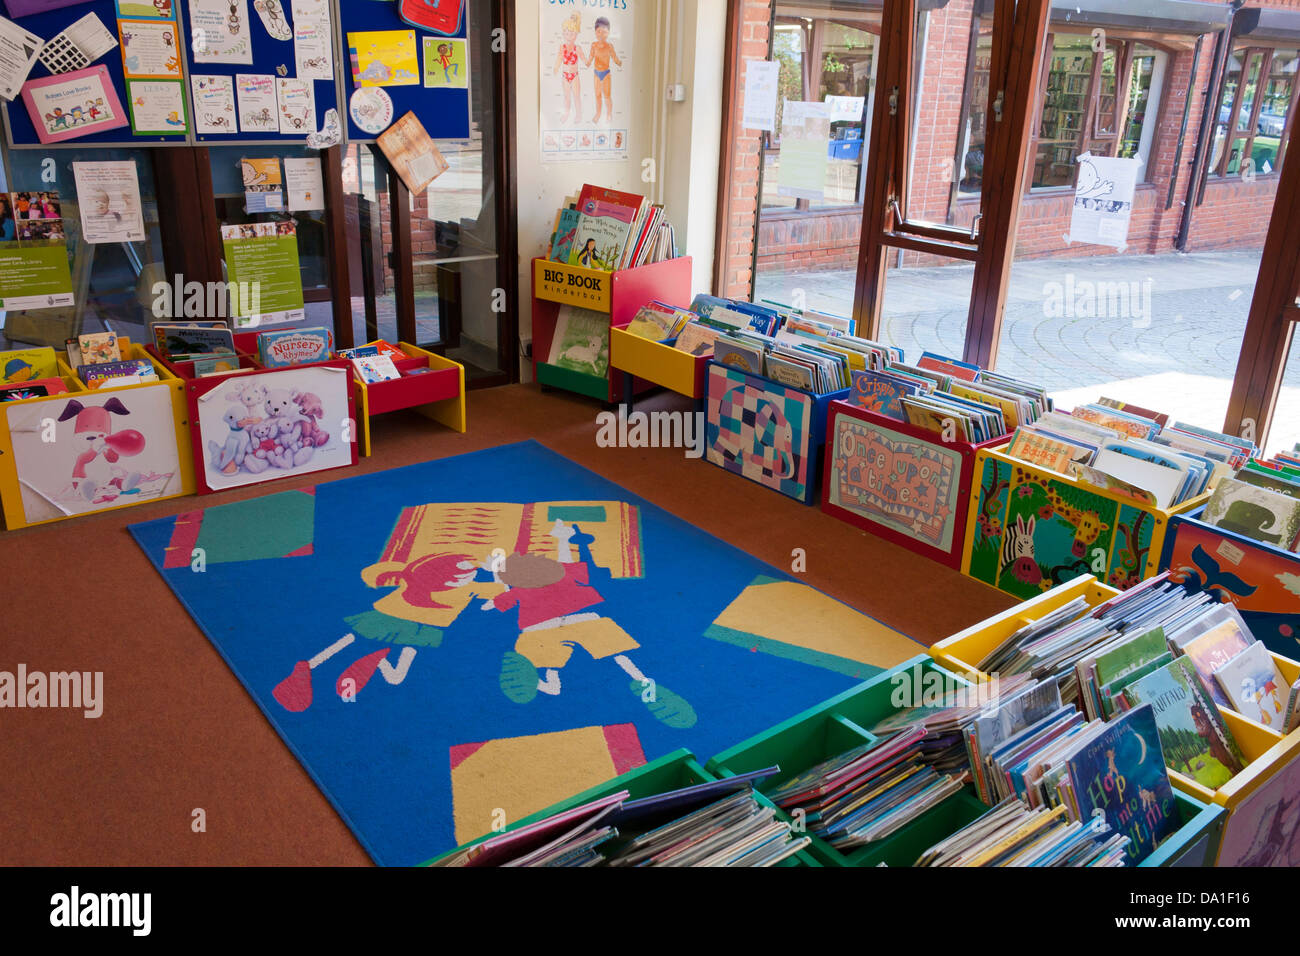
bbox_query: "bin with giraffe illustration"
[961,444,1210,599]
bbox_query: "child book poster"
[194,365,352,492]
[539,0,632,162]
[5,386,182,524]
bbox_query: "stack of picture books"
[959,700,1178,864]
[622,300,696,342]
[687,294,906,395]
[850,351,1051,443]
[975,574,1299,794]
[546,184,677,272]
[0,345,65,400]
[765,726,969,849]
[1201,459,1300,552]
[1004,398,1250,507]
[67,331,160,390]
[336,341,409,384]
[433,770,809,867]
[915,797,1128,866]
[152,321,238,376]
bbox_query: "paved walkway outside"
[756,249,1300,454]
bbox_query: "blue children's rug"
[129,441,923,865]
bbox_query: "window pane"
[1210,51,1243,170]
[1265,325,1300,458]
[1120,47,1163,171]
[1093,44,1120,136]
[956,32,993,196]
[1036,36,1095,188]
[761,18,809,211]
[0,147,165,351]
[878,252,974,361]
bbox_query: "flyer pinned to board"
[72,160,146,244]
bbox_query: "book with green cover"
[1098,651,1173,718]
[1122,656,1245,789]
[1094,627,1169,688]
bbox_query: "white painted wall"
[514,0,726,378]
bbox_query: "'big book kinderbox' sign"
[533,258,612,312]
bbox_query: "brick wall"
[719,0,1292,282]
[718,0,772,298]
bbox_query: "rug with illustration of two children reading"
[128,441,922,865]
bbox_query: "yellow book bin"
[962,444,1208,599]
[930,574,1300,866]
[0,339,194,530]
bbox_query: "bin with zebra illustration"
[961,445,1210,600]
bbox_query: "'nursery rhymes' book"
[1122,656,1244,789]
[258,327,334,368]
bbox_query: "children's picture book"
[917,351,980,382]
[190,354,239,376]
[347,29,419,87]
[0,377,67,401]
[1121,656,1245,789]
[352,354,401,384]
[154,322,234,358]
[258,327,333,367]
[548,306,608,378]
[1214,640,1289,730]
[79,358,158,388]
[1203,477,1300,551]
[77,331,121,365]
[567,211,631,271]
[1065,703,1177,864]
[712,334,763,376]
[1181,619,1255,708]
[2,346,58,384]
[549,207,580,262]
[849,369,924,420]
[673,321,720,357]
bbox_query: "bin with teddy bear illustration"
[961,443,1209,600]
[184,358,358,495]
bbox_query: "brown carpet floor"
[0,384,1015,865]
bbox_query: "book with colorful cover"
[1065,703,1178,864]
[1181,620,1255,708]
[1122,657,1245,789]
[1007,427,1078,473]
[258,327,334,368]
[0,376,67,401]
[672,321,720,357]
[335,345,381,360]
[1070,404,1159,440]
[1202,477,1300,551]
[352,354,401,384]
[191,354,240,376]
[1214,640,1289,730]
[1094,628,1170,689]
[1235,466,1300,499]
[76,331,121,366]
[1098,396,1169,428]
[154,323,236,359]
[1098,652,1173,718]
[79,358,158,388]
[1,347,59,384]
[550,207,580,262]
[917,351,980,382]
[849,369,924,419]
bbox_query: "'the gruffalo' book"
[1067,703,1177,865]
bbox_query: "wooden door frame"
[1224,127,1300,448]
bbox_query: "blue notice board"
[179,0,345,144]
[336,0,470,142]
[2,0,189,147]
